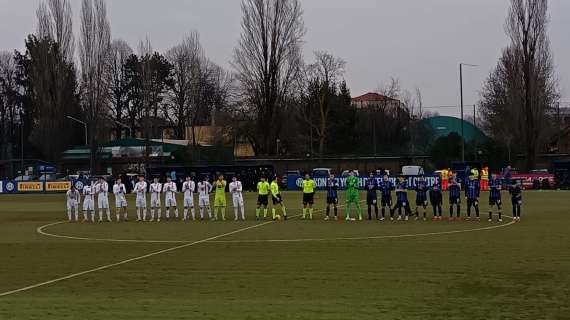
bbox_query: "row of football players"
[65,175,245,222]
[316,171,524,222]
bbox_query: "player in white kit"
[163,176,179,221]
[197,176,213,220]
[229,176,245,220]
[82,183,96,222]
[134,175,148,221]
[66,185,80,222]
[95,177,111,222]
[113,178,128,221]
[149,177,162,222]
[182,176,196,221]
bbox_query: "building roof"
[351,92,398,103]
[422,116,487,143]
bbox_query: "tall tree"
[233,0,306,155]
[109,39,133,138]
[15,35,81,162]
[304,51,345,155]
[166,32,203,139]
[79,0,112,173]
[36,0,74,63]
[480,0,558,170]
[0,52,19,162]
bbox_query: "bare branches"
[481,0,558,170]
[166,31,204,138]
[36,0,74,62]
[308,51,345,86]
[233,0,306,154]
[79,0,112,171]
[109,39,132,136]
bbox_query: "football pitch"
[0,191,569,320]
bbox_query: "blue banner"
[0,180,17,193]
[286,175,440,191]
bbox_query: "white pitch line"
[37,221,231,244]
[208,219,516,243]
[0,220,275,298]
[35,201,365,244]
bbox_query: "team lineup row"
[64,171,524,224]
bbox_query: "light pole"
[113,120,132,138]
[20,109,24,176]
[276,138,281,156]
[66,115,88,146]
[459,63,477,162]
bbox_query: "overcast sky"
[1,0,569,116]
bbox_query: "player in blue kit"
[390,176,411,221]
[325,173,339,220]
[379,175,393,221]
[448,176,462,220]
[365,172,379,220]
[488,173,503,222]
[414,176,429,221]
[465,173,481,220]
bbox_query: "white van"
[401,166,424,176]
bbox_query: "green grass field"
[0,191,569,320]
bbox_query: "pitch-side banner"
[0,181,17,193]
[17,181,44,192]
[286,175,440,191]
[45,181,72,192]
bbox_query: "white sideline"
[0,220,274,297]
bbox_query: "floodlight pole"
[459,63,477,162]
[66,115,88,146]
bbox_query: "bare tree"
[109,39,133,138]
[36,0,74,62]
[79,0,112,173]
[503,0,558,170]
[0,52,18,161]
[233,0,306,155]
[301,51,345,155]
[166,32,203,139]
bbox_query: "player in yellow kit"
[213,174,227,221]
[256,176,270,220]
[302,173,317,219]
[270,175,287,221]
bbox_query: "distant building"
[351,92,401,110]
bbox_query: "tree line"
[0,0,560,174]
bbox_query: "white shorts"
[83,199,95,211]
[184,196,194,208]
[67,200,79,211]
[232,194,244,207]
[136,196,147,208]
[150,194,161,208]
[199,196,210,207]
[98,196,109,209]
[165,196,177,207]
[115,197,127,208]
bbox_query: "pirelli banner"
[0,180,72,193]
[17,181,44,192]
[286,175,440,191]
[45,181,72,192]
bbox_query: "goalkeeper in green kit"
[345,171,363,221]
